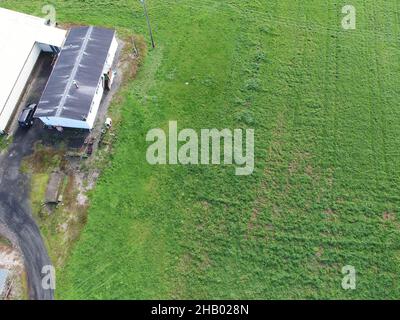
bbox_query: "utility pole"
[140,0,155,49]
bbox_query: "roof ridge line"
[55,26,93,118]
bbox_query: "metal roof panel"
[36,26,115,121]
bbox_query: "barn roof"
[0,7,66,131]
[35,26,115,121]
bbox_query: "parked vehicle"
[18,103,37,128]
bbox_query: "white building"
[0,8,66,134]
[35,26,118,130]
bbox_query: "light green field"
[3,0,400,299]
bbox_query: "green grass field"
[3,0,400,299]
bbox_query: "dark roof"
[35,26,115,120]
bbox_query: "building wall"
[85,35,119,130]
[0,43,41,133]
[85,77,105,129]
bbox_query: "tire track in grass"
[321,0,337,208]
[173,1,285,299]
[365,1,381,193]
[244,0,335,298]
[364,1,398,197]
[245,0,400,298]
[284,0,340,295]
[244,0,281,233]
[331,1,400,297]
[382,0,400,183]
[370,1,390,185]
[386,0,400,183]
[245,0,301,235]
[224,1,400,46]
[370,0,400,274]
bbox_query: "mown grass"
[2,0,400,299]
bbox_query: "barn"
[0,8,66,134]
[35,26,118,130]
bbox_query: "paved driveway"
[0,53,55,300]
[0,125,54,300]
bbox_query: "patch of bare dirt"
[383,211,396,221]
